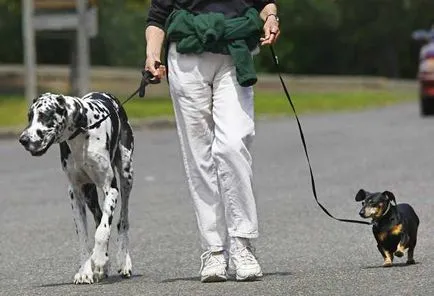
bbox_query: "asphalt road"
[1,102,434,296]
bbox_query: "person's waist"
[165,8,262,44]
[168,42,260,55]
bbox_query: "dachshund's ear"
[355,189,367,202]
[383,191,396,204]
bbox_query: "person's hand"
[260,14,280,46]
[145,54,166,79]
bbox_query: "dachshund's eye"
[362,201,365,206]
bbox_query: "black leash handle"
[139,61,162,97]
[269,46,370,226]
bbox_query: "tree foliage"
[1,0,434,78]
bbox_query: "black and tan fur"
[355,189,419,267]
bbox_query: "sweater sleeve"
[146,0,174,30]
[253,0,276,12]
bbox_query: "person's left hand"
[260,15,280,46]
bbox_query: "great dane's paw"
[118,253,132,278]
[92,252,110,282]
[74,261,94,284]
[74,272,94,284]
[93,265,109,282]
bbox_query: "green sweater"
[165,8,263,87]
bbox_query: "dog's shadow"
[37,274,144,287]
[362,262,420,269]
[161,271,292,283]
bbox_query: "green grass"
[254,90,416,115]
[0,90,416,128]
[0,96,29,128]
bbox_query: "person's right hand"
[145,54,166,79]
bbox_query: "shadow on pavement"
[36,274,144,287]
[161,271,292,283]
[362,262,420,269]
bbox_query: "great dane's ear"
[355,189,367,202]
[383,191,396,204]
[56,95,66,105]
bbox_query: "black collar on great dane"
[68,67,161,141]
[68,100,87,140]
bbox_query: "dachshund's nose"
[359,208,365,217]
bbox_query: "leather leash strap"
[269,45,370,226]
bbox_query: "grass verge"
[0,90,416,128]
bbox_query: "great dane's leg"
[69,186,94,284]
[82,183,102,227]
[115,145,134,277]
[81,183,109,280]
[90,167,119,282]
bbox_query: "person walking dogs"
[145,0,280,282]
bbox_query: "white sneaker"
[199,250,228,283]
[229,238,263,281]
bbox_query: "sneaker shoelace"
[199,250,226,273]
[234,246,258,265]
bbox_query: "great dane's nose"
[19,134,30,147]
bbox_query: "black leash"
[88,66,161,130]
[69,64,161,139]
[269,46,370,226]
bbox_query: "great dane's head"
[19,93,69,156]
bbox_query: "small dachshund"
[355,189,419,267]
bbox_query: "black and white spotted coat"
[19,92,135,284]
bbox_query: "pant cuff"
[228,231,259,239]
[206,246,226,252]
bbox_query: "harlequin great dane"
[19,92,134,284]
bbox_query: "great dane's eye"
[39,111,54,123]
[39,113,47,122]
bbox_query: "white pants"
[168,44,259,252]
